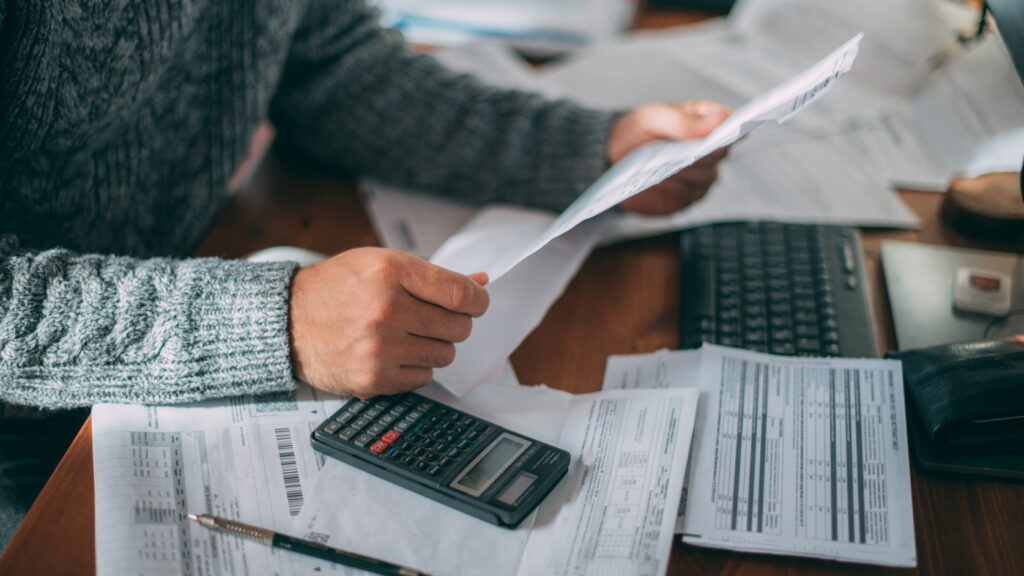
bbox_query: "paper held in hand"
[477,33,863,282]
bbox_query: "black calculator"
[311,392,571,528]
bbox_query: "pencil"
[188,513,431,576]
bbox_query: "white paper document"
[430,206,601,394]
[361,181,478,259]
[93,385,344,575]
[518,388,699,576]
[603,345,916,567]
[481,33,862,283]
[290,384,699,576]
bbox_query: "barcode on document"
[275,427,304,516]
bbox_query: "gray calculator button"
[324,421,342,434]
[378,414,397,426]
[338,427,358,441]
[354,433,374,447]
[367,423,387,436]
[388,406,406,417]
[365,406,384,418]
[335,411,355,424]
[394,421,411,432]
[353,416,373,429]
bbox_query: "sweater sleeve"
[268,0,617,212]
[0,236,299,409]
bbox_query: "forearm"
[268,0,616,211]
[0,236,298,408]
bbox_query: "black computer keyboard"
[679,222,878,357]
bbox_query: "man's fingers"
[402,334,458,368]
[406,297,474,343]
[399,258,489,316]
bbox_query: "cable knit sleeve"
[0,236,299,409]
[268,0,617,212]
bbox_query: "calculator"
[310,392,571,528]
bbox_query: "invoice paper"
[518,388,699,576]
[289,385,699,576]
[93,385,344,575]
[603,345,916,567]
[480,33,862,282]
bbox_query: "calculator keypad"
[322,394,492,478]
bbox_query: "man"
[0,0,728,548]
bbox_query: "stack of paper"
[93,365,703,575]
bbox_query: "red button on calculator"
[370,441,388,453]
[382,430,400,444]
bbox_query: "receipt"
[518,388,700,576]
[93,385,344,575]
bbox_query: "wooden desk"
[3,10,1024,573]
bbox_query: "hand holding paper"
[610,101,732,215]
[481,33,862,281]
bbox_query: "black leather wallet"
[887,337,1024,478]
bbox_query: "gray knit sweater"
[0,0,615,409]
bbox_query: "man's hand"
[289,247,489,398]
[609,100,731,215]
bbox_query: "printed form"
[288,385,699,576]
[92,385,344,575]
[603,345,915,567]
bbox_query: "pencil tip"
[187,514,198,522]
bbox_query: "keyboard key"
[324,421,342,434]
[370,441,388,454]
[382,430,401,443]
[354,433,374,447]
[337,427,358,441]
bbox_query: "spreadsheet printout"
[92,385,344,575]
[603,345,915,567]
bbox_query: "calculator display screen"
[452,434,529,497]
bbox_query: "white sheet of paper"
[603,345,916,567]
[730,0,973,98]
[290,385,698,576]
[517,388,700,576]
[910,32,1024,178]
[482,33,862,282]
[598,123,919,243]
[430,206,601,395]
[361,181,478,259]
[93,385,344,575]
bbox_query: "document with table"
[603,345,916,567]
[92,385,344,575]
